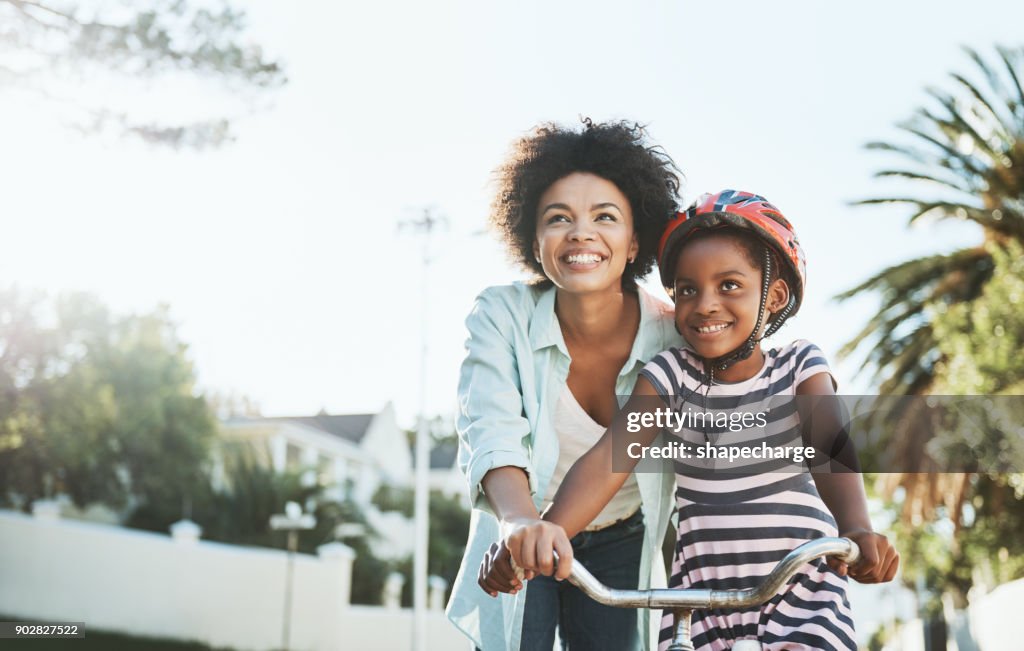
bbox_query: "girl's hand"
[477,541,522,597]
[502,517,574,581]
[829,528,900,583]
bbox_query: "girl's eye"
[675,286,695,297]
[722,280,740,291]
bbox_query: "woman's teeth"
[565,254,602,264]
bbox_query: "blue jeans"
[519,509,645,651]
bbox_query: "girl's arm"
[798,373,900,583]
[505,377,665,581]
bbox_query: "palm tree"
[838,47,1024,589]
[838,45,1024,396]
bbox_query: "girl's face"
[672,233,789,364]
[534,172,638,295]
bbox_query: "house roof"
[230,413,377,445]
[428,437,459,470]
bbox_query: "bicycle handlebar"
[562,536,860,610]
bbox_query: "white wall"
[0,508,465,651]
[881,578,1024,651]
[968,578,1024,651]
[0,508,353,650]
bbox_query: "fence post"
[317,542,356,607]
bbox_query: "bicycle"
[556,536,861,651]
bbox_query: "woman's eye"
[596,212,617,222]
[547,214,570,224]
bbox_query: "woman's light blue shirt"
[446,282,682,651]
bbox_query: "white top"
[542,385,642,530]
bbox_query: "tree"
[838,46,1024,396]
[839,45,1024,513]
[0,0,285,147]
[0,288,216,513]
[840,45,1024,605]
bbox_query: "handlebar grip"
[842,539,861,566]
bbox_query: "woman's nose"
[568,220,595,241]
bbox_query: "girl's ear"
[766,278,790,317]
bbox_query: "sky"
[3,0,1022,431]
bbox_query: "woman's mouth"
[561,252,606,268]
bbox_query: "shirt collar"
[627,285,673,369]
[529,285,566,355]
[529,284,674,364]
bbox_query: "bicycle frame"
[564,536,860,651]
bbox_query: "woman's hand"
[477,541,522,597]
[502,517,575,581]
[828,528,900,583]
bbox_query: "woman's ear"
[533,241,541,263]
[628,234,639,264]
[766,278,790,316]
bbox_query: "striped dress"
[639,340,857,651]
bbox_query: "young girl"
[494,190,900,650]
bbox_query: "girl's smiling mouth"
[691,321,733,337]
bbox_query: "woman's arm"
[505,377,665,580]
[455,289,545,596]
[456,289,537,512]
[798,372,900,583]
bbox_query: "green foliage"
[426,490,471,601]
[843,46,1024,608]
[0,288,215,513]
[933,240,1024,394]
[372,484,414,518]
[839,46,1024,395]
[126,438,402,606]
[370,486,471,607]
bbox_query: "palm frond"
[897,123,987,180]
[965,46,1015,117]
[920,93,1003,163]
[837,248,993,395]
[995,45,1024,119]
[951,72,1013,137]
[873,169,975,196]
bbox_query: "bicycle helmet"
[657,189,807,370]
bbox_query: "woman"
[446,119,682,650]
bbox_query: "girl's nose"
[695,292,720,315]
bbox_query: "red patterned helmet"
[657,190,807,314]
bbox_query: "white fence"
[0,507,465,650]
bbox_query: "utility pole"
[269,502,316,651]
[398,209,447,651]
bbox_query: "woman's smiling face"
[672,232,788,362]
[533,172,638,295]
